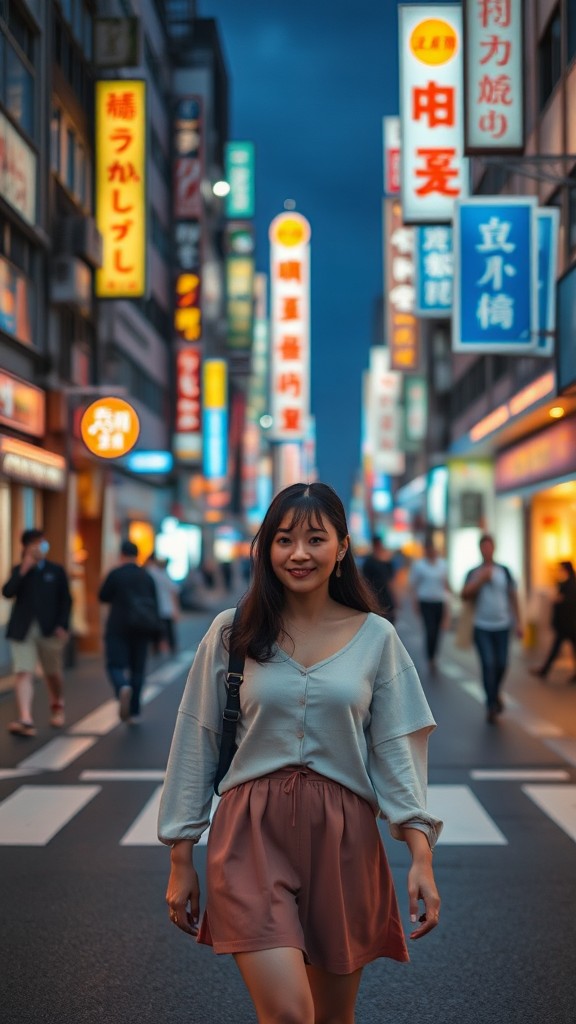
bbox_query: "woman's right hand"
[166,856,200,936]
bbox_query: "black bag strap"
[214,606,245,793]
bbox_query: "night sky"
[199,0,405,508]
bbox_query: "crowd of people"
[3,517,576,737]
[3,483,576,1020]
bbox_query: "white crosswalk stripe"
[0,785,101,845]
[1,779,570,848]
[522,785,576,844]
[428,784,508,845]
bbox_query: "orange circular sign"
[269,212,311,248]
[80,397,140,459]
[410,19,458,65]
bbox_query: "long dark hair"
[226,482,380,662]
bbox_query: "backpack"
[124,591,163,637]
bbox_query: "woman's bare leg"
[234,947,315,1024]
[306,963,363,1024]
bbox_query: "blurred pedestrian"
[361,534,396,622]
[409,537,451,673]
[159,482,441,1023]
[99,540,161,723]
[531,560,576,683]
[2,528,71,737]
[461,534,522,724]
[147,555,179,654]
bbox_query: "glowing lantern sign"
[80,397,140,458]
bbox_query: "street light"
[212,180,230,197]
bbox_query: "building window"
[539,7,562,110]
[51,107,61,173]
[66,127,75,192]
[569,171,576,253]
[0,5,37,140]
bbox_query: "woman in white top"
[159,482,441,1024]
[409,537,451,673]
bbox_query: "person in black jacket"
[99,540,160,723]
[2,528,72,737]
[361,535,396,623]
[531,560,576,683]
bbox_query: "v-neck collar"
[274,612,372,672]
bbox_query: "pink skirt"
[197,766,409,974]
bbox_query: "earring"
[335,557,342,578]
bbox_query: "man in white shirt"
[461,534,522,724]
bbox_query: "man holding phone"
[2,528,72,737]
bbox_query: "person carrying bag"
[158,482,442,1024]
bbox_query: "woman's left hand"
[407,860,441,939]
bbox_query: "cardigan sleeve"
[368,730,443,849]
[367,624,442,849]
[157,609,233,845]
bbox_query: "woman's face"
[269,512,346,595]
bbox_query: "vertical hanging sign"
[453,197,538,353]
[398,4,468,223]
[384,199,420,371]
[202,359,228,480]
[95,80,146,297]
[464,0,524,153]
[383,116,401,195]
[269,212,311,441]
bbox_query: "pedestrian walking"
[98,540,161,723]
[461,533,522,724]
[158,482,441,1024]
[531,560,576,683]
[361,534,396,622]
[146,555,179,654]
[409,537,451,674]
[2,528,71,737]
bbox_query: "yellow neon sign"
[95,80,146,298]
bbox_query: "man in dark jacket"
[99,540,160,723]
[2,528,72,737]
[362,535,396,624]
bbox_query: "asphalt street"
[1,598,576,1024]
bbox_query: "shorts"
[197,767,409,974]
[10,621,65,676]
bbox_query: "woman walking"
[158,482,441,1024]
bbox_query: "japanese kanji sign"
[398,4,469,223]
[383,116,401,195]
[225,141,255,218]
[95,80,146,298]
[452,197,538,353]
[464,0,524,153]
[384,199,420,371]
[80,397,140,458]
[269,212,311,441]
[366,347,405,476]
[174,97,203,219]
[415,224,453,315]
[173,344,202,463]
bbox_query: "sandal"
[8,720,37,737]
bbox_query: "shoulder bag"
[214,606,245,795]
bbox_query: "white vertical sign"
[368,347,405,475]
[464,0,524,152]
[269,213,311,442]
[399,4,469,223]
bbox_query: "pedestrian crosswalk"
[1,776,576,848]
